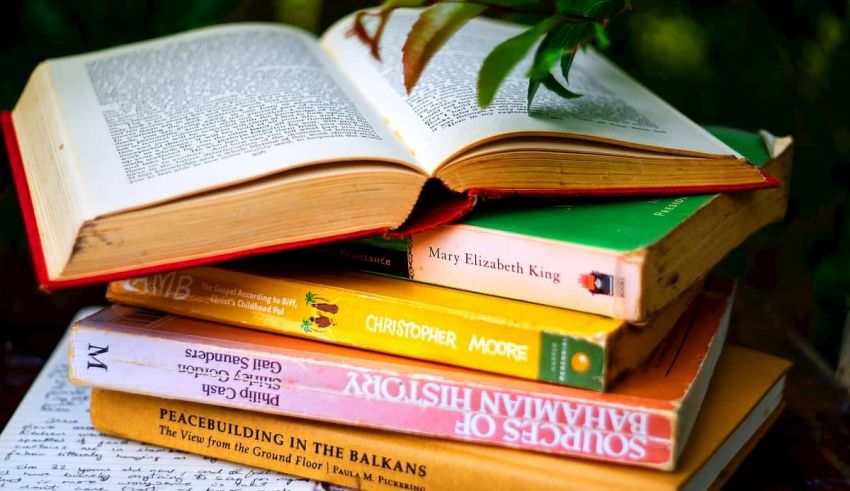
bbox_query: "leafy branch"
[352,0,630,110]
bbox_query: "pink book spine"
[69,319,674,468]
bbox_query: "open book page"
[47,23,414,217]
[321,9,737,175]
[0,309,325,490]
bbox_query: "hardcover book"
[323,128,792,321]
[105,261,700,391]
[4,8,774,289]
[72,277,733,469]
[90,345,790,490]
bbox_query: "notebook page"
[0,308,327,490]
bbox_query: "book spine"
[106,268,610,390]
[327,228,645,320]
[319,238,414,278]
[71,323,674,468]
[90,389,603,490]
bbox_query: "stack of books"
[4,8,792,491]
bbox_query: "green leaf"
[526,22,588,108]
[527,32,564,81]
[560,49,576,80]
[478,15,560,107]
[527,23,589,81]
[527,78,542,111]
[593,22,610,49]
[402,3,486,93]
[527,29,563,109]
[528,72,581,111]
[542,73,581,98]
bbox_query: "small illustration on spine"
[580,271,614,295]
[302,291,340,334]
[538,334,603,388]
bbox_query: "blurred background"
[0,1,848,479]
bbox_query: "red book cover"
[2,111,776,290]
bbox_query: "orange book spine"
[91,389,532,491]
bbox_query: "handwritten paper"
[0,309,331,490]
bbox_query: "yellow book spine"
[108,267,626,390]
[91,389,552,491]
[90,389,623,491]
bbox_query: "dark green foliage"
[480,14,561,107]
[603,0,850,366]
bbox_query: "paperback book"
[72,278,734,469]
[105,261,699,390]
[90,345,790,490]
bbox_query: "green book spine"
[320,237,413,279]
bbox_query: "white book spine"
[404,225,644,320]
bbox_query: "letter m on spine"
[87,343,109,370]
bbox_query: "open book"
[3,8,774,288]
